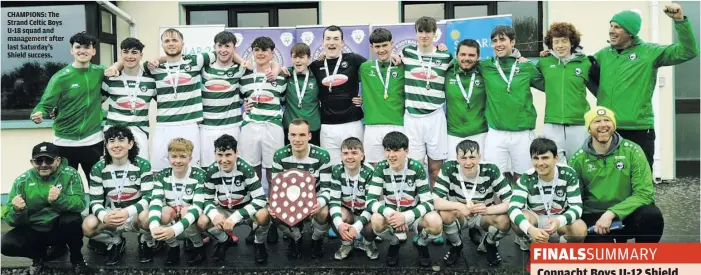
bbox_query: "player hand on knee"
[152,226,176,241]
[470,203,488,215]
[544,218,560,235]
[222,218,235,231]
[388,212,407,229]
[457,204,472,218]
[309,201,321,215]
[527,227,550,243]
[108,209,129,226]
[394,225,409,233]
[338,223,354,241]
[213,215,226,230]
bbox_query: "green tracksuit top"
[359,60,405,126]
[4,161,86,231]
[444,64,488,137]
[32,64,106,141]
[480,49,545,131]
[568,133,654,220]
[537,51,596,125]
[594,18,699,130]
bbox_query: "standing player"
[360,28,406,167]
[102,38,156,160]
[444,39,488,161]
[238,36,287,186]
[366,131,441,267]
[480,25,545,184]
[82,126,155,265]
[148,138,207,265]
[198,134,271,264]
[538,22,597,164]
[329,137,378,260]
[433,140,512,266]
[283,43,321,146]
[270,118,332,258]
[309,25,366,165]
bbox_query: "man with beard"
[309,25,366,166]
[1,142,87,274]
[82,126,156,265]
[569,107,662,243]
[101,38,156,160]
[508,138,587,272]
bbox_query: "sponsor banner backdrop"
[159,25,225,56]
[227,27,296,68]
[444,15,513,59]
[295,24,370,61]
[369,22,446,57]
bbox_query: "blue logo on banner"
[445,15,513,59]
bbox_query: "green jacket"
[444,64,488,137]
[481,49,545,131]
[595,18,699,130]
[4,160,86,231]
[537,51,597,125]
[568,132,654,220]
[32,64,106,140]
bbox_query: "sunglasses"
[31,156,56,165]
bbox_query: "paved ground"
[1,177,698,275]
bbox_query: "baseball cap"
[32,142,59,159]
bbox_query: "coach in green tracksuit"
[1,142,87,273]
[569,106,662,243]
[595,4,699,170]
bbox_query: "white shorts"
[404,110,448,161]
[104,125,150,160]
[542,124,588,164]
[320,120,364,166]
[152,123,201,172]
[238,122,284,169]
[484,128,535,174]
[199,124,241,168]
[524,209,560,242]
[363,125,404,163]
[447,133,487,161]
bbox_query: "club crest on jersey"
[406,179,414,187]
[271,81,277,87]
[616,161,625,170]
[391,71,398,78]
[308,83,314,89]
[55,183,63,189]
[226,70,235,78]
[575,68,582,76]
[308,168,315,174]
[341,61,348,68]
[186,187,194,196]
[183,64,192,72]
[140,85,148,92]
[435,60,442,66]
[588,163,597,172]
[478,186,486,194]
[556,188,565,198]
[475,79,482,86]
[129,174,137,182]
[234,179,242,187]
[358,183,365,193]
[629,53,637,60]
[514,67,520,74]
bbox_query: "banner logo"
[234,33,244,47]
[352,29,365,44]
[280,32,294,47]
[392,39,417,55]
[301,31,315,46]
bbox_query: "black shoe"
[29,258,44,275]
[88,239,108,256]
[45,244,68,261]
[165,246,180,265]
[482,237,502,266]
[443,243,463,266]
[417,244,431,267]
[70,253,87,274]
[287,238,302,259]
[186,245,205,266]
[254,243,268,264]
[267,223,279,244]
[106,238,126,266]
[212,235,235,263]
[139,240,154,263]
[153,240,165,251]
[386,244,401,266]
[468,227,482,245]
[311,239,324,259]
[184,239,195,252]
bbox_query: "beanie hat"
[585,106,617,130]
[611,10,642,37]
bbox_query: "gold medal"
[384,94,388,100]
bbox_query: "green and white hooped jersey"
[148,166,206,236]
[401,45,453,116]
[203,158,267,224]
[101,72,157,129]
[89,157,154,223]
[239,70,287,127]
[329,163,374,229]
[434,161,512,205]
[272,144,332,206]
[366,158,434,223]
[200,62,247,127]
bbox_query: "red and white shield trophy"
[269,169,317,227]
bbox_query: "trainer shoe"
[334,243,353,260]
[139,239,154,263]
[417,244,431,267]
[514,234,530,251]
[443,243,463,266]
[105,237,126,266]
[212,234,236,263]
[186,245,205,266]
[88,239,107,256]
[364,241,379,260]
[254,243,268,264]
[481,235,502,266]
[311,239,324,259]
[165,245,180,265]
[287,237,302,259]
[386,244,401,266]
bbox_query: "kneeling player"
[367,132,441,267]
[508,138,587,271]
[198,134,271,264]
[329,137,378,260]
[433,140,512,266]
[82,126,156,265]
[148,138,207,265]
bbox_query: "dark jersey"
[310,52,367,125]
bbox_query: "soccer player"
[270,118,332,258]
[102,38,156,160]
[148,138,207,265]
[569,107,663,243]
[480,25,544,184]
[508,138,587,271]
[366,131,440,267]
[238,36,287,186]
[284,43,321,146]
[309,25,366,165]
[329,137,378,260]
[199,134,270,263]
[444,39,488,161]
[82,126,155,265]
[359,28,406,167]
[433,140,512,266]
[401,16,453,187]
[1,142,87,274]
[30,32,108,178]
[594,4,698,170]
[538,22,597,164]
